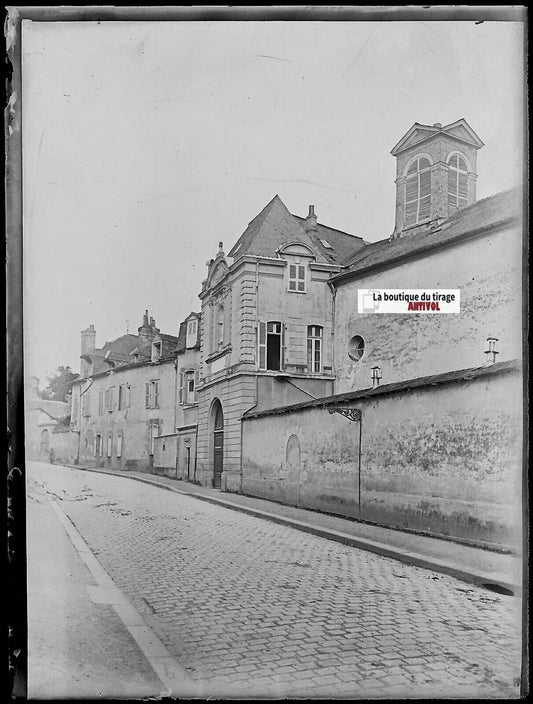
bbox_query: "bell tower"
[390,119,484,237]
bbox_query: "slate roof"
[243,359,521,419]
[228,195,364,265]
[334,188,522,284]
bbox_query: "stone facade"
[194,197,361,489]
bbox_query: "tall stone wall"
[242,368,523,547]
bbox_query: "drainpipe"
[327,279,336,396]
[75,376,93,464]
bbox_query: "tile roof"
[243,359,521,420]
[228,194,364,265]
[335,188,522,283]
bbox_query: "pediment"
[208,259,229,289]
[278,242,316,258]
[391,119,483,156]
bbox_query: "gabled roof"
[335,188,522,284]
[391,118,484,156]
[228,194,364,265]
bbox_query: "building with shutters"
[70,311,180,470]
[194,197,366,491]
[239,120,524,546]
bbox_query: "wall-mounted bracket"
[327,406,361,422]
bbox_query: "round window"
[348,335,365,361]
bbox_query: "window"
[82,391,91,416]
[145,380,160,409]
[217,305,225,347]
[348,335,365,361]
[186,318,198,348]
[258,321,283,371]
[106,387,114,412]
[307,326,323,373]
[447,154,468,210]
[107,432,113,458]
[179,370,199,405]
[118,384,129,410]
[116,432,123,458]
[98,389,105,415]
[405,156,431,226]
[151,340,162,363]
[95,434,102,457]
[288,264,306,292]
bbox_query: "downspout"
[327,279,337,396]
[75,377,93,464]
[173,354,179,479]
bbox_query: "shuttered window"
[145,380,160,408]
[447,154,468,210]
[116,432,123,458]
[288,264,306,292]
[258,321,267,370]
[258,321,283,371]
[98,389,105,415]
[404,157,432,226]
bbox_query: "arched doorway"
[40,429,50,456]
[212,400,224,489]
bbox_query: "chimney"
[433,122,442,128]
[304,205,318,233]
[81,324,96,355]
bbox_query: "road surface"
[26,461,523,699]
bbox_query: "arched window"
[447,154,468,210]
[405,156,431,226]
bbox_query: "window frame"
[288,263,306,293]
[258,320,284,371]
[307,325,323,374]
[404,155,432,226]
[145,379,160,409]
[447,152,469,210]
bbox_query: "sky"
[21,17,525,387]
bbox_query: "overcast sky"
[21,18,524,386]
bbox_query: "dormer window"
[186,318,198,349]
[151,340,162,363]
[288,264,306,292]
[447,153,468,210]
[404,156,432,226]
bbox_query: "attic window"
[320,239,333,249]
[151,340,162,362]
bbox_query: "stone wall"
[242,367,522,547]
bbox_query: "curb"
[63,464,520,596]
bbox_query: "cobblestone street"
[27,462,523,699]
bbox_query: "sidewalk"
[27,475,196,698]
[67,464,523,596]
